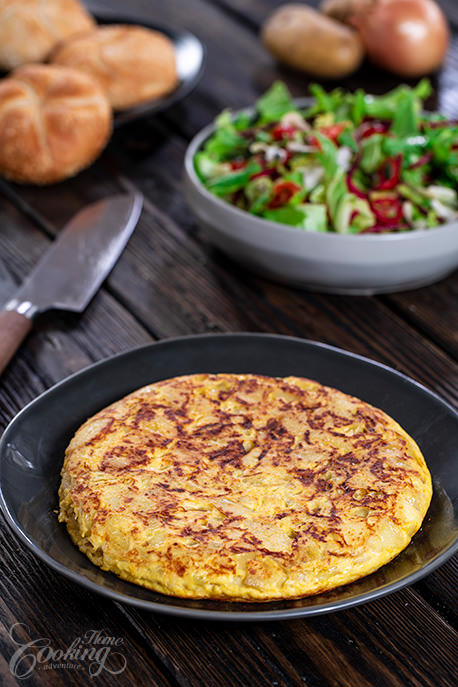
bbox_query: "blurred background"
[87,0,458,117]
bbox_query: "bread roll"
[0,0,95,70]
[0,64,112,185]
[52,24,178,110]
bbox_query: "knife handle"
[0,309,32,374]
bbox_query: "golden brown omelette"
[59,374,432,600]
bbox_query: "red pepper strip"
[307,135,321,149]
[350,210,359,223]
[320,123,348,143]
[346,155,368,199]
[309,122,348,148]
[374,155,403,190]
[271,125,297,141]
[370,196,403,225]
[282,149,293,165]
[409,152,433,169]
[347,173,368,199]
[230,160,246,170]
[268,181,301,209]
[250,168,277,180]
[358,121,390,139]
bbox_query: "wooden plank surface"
[0,527,178,687]
[0,1,457,686]
[117,585,458,687]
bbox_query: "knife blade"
[0,192,143,374]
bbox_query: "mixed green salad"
[195,81,458,234]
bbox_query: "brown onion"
[350,0,450,77]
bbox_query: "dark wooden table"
[1,1,457,685]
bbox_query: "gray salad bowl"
[183,103,458,295]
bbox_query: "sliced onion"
[350,0,450,77]
[409,152,433,169]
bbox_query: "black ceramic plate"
[92,10,205,126]
[0,12,205,126]
[1,334,457,621]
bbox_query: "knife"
[0,192,143,374]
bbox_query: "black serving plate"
[1,334,457,621]
[92,9,205,126]
[0,11,205,126]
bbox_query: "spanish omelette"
[58,373,432,600]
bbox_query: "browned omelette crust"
[59,374,432,600]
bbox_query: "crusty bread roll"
[0,0,95,70]
[0,64,112,185]
[52,24,178,110]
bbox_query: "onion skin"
[350,0,450,77]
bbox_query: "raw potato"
[262,4,364,78]
[321,0,355,22]
[321,0,370,23]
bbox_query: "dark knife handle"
[0,309,32,374]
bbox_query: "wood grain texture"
[117,586,458,687]
[0,310,32,375]
[0,2,457,687]
[0,527,177,687]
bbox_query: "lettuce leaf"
[206,161,261,195]
[303,85,351,121]
[360,134,385,174]
[338,128,358,152]
[392,94,419,137]
[245,176,273,214]
[327,170,374,233]
[364,80,431,120]
[256,82,297,124]
[204,110,247,159]
[351,89,366,125]
[263,203,328,231]
[315,133,339,179]
[194,152,231,182]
